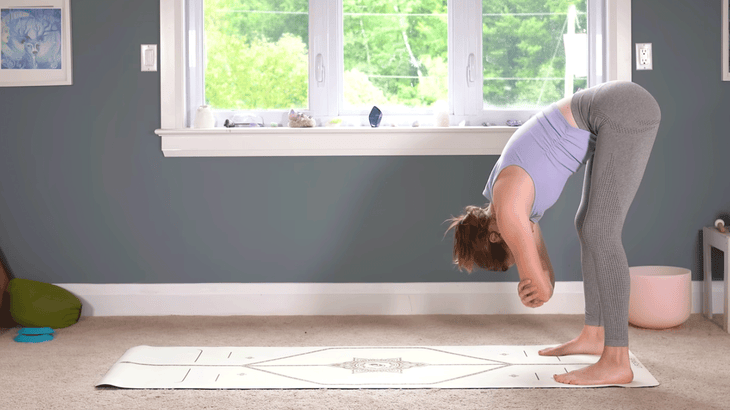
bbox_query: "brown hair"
[443,203,512,273]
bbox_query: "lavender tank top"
[483,103,596,223]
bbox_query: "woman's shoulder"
[492,165,535,220]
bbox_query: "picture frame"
[0,0,72,87]
[724,0,729,81]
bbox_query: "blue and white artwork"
[1,8,62,70]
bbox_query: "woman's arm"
[492,171,554,304]
[498,213,553,303]
[532,222,555,290]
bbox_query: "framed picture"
[0,0,72,87]
[724,0,729,81]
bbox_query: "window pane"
[482,0,588,109]
[204,0,309,111]
[343,0,448,110]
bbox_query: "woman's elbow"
[537,279,553,303]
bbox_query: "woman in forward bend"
[444,81,661,385]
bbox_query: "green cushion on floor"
[8,278,82,329]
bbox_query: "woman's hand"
[518,279,545,308]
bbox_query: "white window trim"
[156,0,631,158]
[720,0,730,81]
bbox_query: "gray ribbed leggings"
[570,81,661,347]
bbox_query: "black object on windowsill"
[369,106,382,128]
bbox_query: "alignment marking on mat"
[416,366,513,386]
[119,360,586,368]
[247,347,510,367]
[181,368,191,383]
[241,364,514,386]
[256,363,507,368]
[247,347,345,366]
[415,347,513,364]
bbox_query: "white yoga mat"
[96,345,659,389]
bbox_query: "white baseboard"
[53,281,726,317]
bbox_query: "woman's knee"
[577,213,622,248]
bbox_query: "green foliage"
[343,69,390,107]
[482,0,587,107]
[205,33,308,109]
[204,0,308,109]
[203,0,588,111]
[342,0,448,108]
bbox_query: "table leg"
[704,238,713,319]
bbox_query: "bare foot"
[553,346,634,385]
[539,325,604,356]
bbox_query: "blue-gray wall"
[0,0,727,284]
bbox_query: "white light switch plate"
[141,45,157,72]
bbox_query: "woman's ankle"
[582,325,605,339]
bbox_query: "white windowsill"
[154,126,516,157]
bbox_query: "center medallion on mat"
[330,358,426,374]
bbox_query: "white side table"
[703,226,730,332]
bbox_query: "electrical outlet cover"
[635,43,652,70]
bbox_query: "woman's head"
[443,203,513,273]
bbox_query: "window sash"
[186,0,204,128]
[309,0,342,117]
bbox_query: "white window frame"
[156,0,631,157]
[720,0,730,81]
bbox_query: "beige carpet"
[1,313,729,409]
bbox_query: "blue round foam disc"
[14,334,54,343]
[18,327,55,336]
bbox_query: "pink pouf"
[629,266,692,330]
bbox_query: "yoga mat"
[96,345,659,389]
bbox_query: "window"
[157,0,631,157]
[189,0,606,126]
